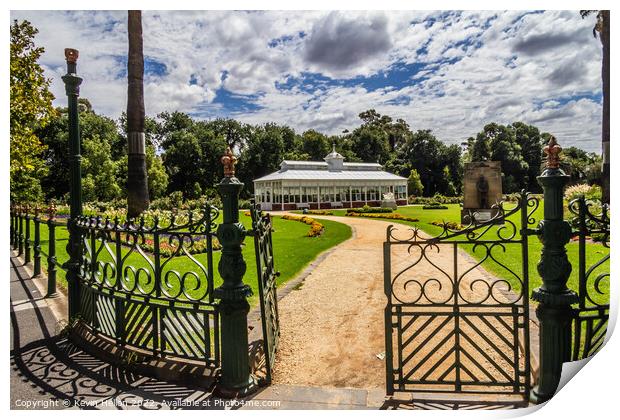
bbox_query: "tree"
[10,19,55,202]
[300,129,332,160]
[126,10,149,217]
[581,10,610,203]
[397,129,462,196]
[467,123,547,193]
[561,146,603,186]
[38,105,125,202]
[407,169,424,197]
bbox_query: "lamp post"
[61,48,83,319]
[214,147,258,397]
[530,136,578,404]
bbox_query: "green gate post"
[62,48,83,318]
[18,207,24,255]
[33,206,41,277]
[214,147,258,398]
[24,204,31,264]
[530,137,578,404]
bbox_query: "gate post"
[61,48,83,319]
[530,136,578,404]
[214,147,258,398]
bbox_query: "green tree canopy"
[10,19,55,202]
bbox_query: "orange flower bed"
[281,214,325,237]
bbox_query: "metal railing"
[10,203,66,297]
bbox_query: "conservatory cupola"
[324,143,344,171]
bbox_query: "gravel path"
[270,214,527,391]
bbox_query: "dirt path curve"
[270,214,392,389]
[269,213,525,391]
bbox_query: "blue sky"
[11,10,603,152]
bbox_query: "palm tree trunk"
[601,10,610,204]
[127,10,149,217]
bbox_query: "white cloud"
[10,9,604,153]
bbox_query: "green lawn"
[23,212,352,306]
[310,204,610,302]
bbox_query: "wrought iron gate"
[569,196,610,360]
[384,193,537,398]
[250,204,280,383]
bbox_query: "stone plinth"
[461,161,502,223]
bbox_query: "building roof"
[254,169,406,182]
[254,148,406,183]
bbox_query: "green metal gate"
[250,203,280,384]
[384,193,537,399]
[569,196,610,360]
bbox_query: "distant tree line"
[28,105,603,204]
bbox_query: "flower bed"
[346,212,419,222]
[281,214,325,237]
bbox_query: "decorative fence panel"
[384,193,537,399]
[569,196,610,360]
[250,203,280,384]
[75,206,221,365]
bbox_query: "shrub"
[565,183,602,202]
[430,220,464,230]
[347,212,419,222]
[423,202,448,210]
[408,194,462,205]
[346,205,393,214]
[238,199,252,210]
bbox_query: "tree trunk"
[127,10,149,217]
[601,10,610,204]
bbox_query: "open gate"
[250,204,280,384]
[384,193,537,400]
[569,196,610,360]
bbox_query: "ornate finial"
[543,136,562,169]
[47,202,57,220]
[64,48,79,63]
[332,141,336,153]
[221,147,237,177]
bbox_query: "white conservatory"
[253,146,408,211]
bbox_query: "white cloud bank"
[11,10,603,152]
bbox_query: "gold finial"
[221,147,237,177]
[47,202,57,220]
[64,48,79,63]
[543,136,562,169]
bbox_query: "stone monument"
[461,161,502,223]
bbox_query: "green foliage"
[408,194,462,205]
[564,183,602,202]
[398,130,463,196]
[467,122,548,193]
[407,169,424,196]
[562,146,603,186]
[10,19,55,202]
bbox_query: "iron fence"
[569,196,610,360]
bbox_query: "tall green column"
[530,136,578,404]
[61,48,83,319]
[214,147,258,398]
